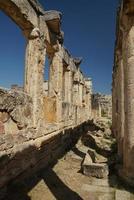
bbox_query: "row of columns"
[112,0,134,185]
[45,47,92,124]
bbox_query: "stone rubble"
[81,120,116,179]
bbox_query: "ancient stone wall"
[92,93,112,119]
[112,0,134,186]
[0,0,92,193]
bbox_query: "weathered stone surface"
[0,112,9,123]
[0,121,5,134]
[115,189,131,200]
[0,89,32,130]
[0,0,93,193]
[82,154,109,178]
[92,93,112,119]
[4,118,18,135]
[82,128,116,157]
[43,10,62,34]
[87,148,107,163]
[113,0,134,186]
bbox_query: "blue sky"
[0,0,119,94]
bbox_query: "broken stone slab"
[82,154,109,178]
[115,189,132,200]
[82,132,116,157]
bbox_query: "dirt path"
[5,144,134,200]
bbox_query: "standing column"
[24,28,46,127]
[79,83,83,106]
[122,26,134,183]
[67,70,73,104]
[48,50,63,123]
[117,57,124,161]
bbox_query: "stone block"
[0,112,9,123]
[0,121,5,134]
[82,154,108,178]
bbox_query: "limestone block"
[82,154,109,178]
[0,134,14,151]
[0,112,10,123]
[0,121,5,134]
[0,89,33,129]
[4,118,18,135]
[10,104,32,129]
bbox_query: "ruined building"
[92,93,112,119]
[112,0,134,186]
[0,0,92,193]
[1,0,134,196]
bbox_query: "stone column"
[122,25,134,184]
[48,50,63,123]
[85,89,89,119]
[24,28,46,127]
[63,68,70,103]
[67,70,73,103]
[118,57,124,161]
[98,102,101,118]
[79,83,83,106]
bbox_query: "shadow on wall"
[1,123,87,200]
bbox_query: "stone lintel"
[0,0,38,32]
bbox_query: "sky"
[0,0,119,94]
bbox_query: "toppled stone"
[82,154,109,178]
[0,89,33,131]
[82,131,116,157]
[115,189,131,200]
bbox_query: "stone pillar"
[24,28,46,127]
[85,78,92,119]
[48,51,63,123]
[121,25,134,184]
[117,57,124,161]
[98,102,101,118]
[63,68,70,103]
[79,83,83,106]
[73,82,79,124]
[112,70,118,138]
[85,89,90,119]
[66,70,73,104]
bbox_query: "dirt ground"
[4,143,134,200]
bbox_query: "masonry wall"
[0,0,92,194]
[92,93,112,119]
[112,0,134,186]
